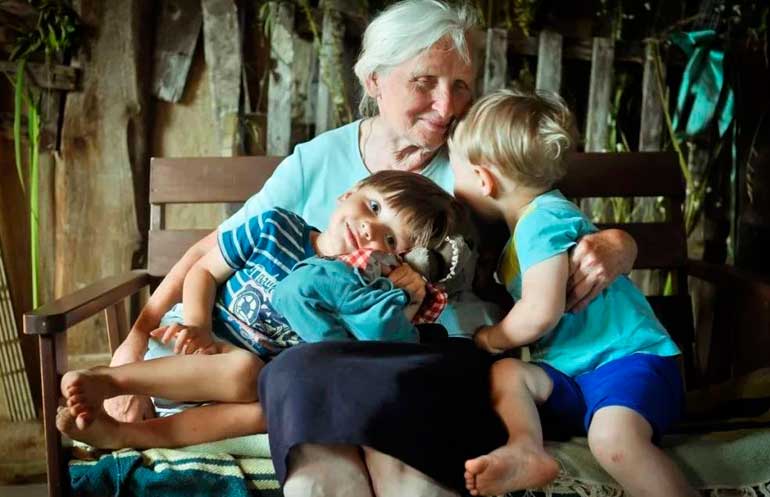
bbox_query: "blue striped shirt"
[214,208,317,358]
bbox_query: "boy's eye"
[368,199,381,214]
[385,235,397,249]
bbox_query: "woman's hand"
[473,325,506,354]
[149,323,218,355]
[567,229,637,312]
[389,264,427,307]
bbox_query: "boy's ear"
[473,165,498,198]
[338,191,352,203]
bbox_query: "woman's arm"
[566,228,637,312]
[475,254,569,353]
[104,231,218,421]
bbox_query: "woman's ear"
[364,73,380,98]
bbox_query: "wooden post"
[267,1,294,156]
[482,28,508,93]
[536,30,563,94]
[316,0,348,134]
[202,0,242,157]
[640,41,665,152]
[585,37,614,152]
[56,0,151,355]
[152,0,202,103]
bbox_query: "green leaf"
[13,59,26,192]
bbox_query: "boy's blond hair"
[356,170,462,250]
[449,89,574,189]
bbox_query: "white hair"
[353,0,478,117]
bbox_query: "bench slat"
[150,156,283,203]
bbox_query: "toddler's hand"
[388,264,426,306]
[149,323,216,355]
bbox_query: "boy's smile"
[316,186,412,256]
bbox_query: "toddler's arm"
[475,253,568,353]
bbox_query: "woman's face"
[371,37,474,151]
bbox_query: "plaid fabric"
[337,249,447,324]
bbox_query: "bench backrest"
[148,152,695,382]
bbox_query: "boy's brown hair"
[449,89,575,189]
[356,170,463,250]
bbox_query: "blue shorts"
[537,354,683,443]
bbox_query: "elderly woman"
[107,1,637,495]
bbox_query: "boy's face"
[325,186,413,255]
[449,151,500,221]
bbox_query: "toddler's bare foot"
[464,442,560,496]
[56,406,127,450]
[61,368,119,429]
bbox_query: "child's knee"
[587,417,651,469]
[228,351,263,401]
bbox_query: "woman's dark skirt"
[258,337,507,492]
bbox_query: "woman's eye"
[368,200,381,214]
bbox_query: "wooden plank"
[0,61,78,91]
[639,40,665,152]
[104,302,128,354]
[316,0,347,134]
[148,230,211,276]
[201,0,242,157]
[149,156,282,203]
[510,36,645,64]
[267,2,295,156]
[152,0,202,103]
[56,0,151,356]
[585,37,614,152]
[535,30,562,94]
[558,152,684,198]
[595,223,687,270]
[483,28,508,93]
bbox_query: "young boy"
[57,170,460,450]
[448,90,697,497]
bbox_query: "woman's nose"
[433,85,453,119]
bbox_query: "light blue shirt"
[219,120,499,338]
[497,190,680,377]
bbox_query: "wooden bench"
[24,152,770,497]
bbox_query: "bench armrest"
[24,270,151,336]
[685,259,770,302]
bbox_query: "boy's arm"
[153,244,235,354]
[475,253,569,353]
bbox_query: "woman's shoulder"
[295,120,361,153]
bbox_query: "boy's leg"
[582,354,697,497]
[56,400,266,449]
[464,358,560,496]
[588,406,697,497]
[62,346,263,427]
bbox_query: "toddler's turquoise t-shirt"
[497,190,680,377]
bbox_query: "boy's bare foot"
[464,443,560,496]
[61,368,119,429]
[56,406,127,450]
